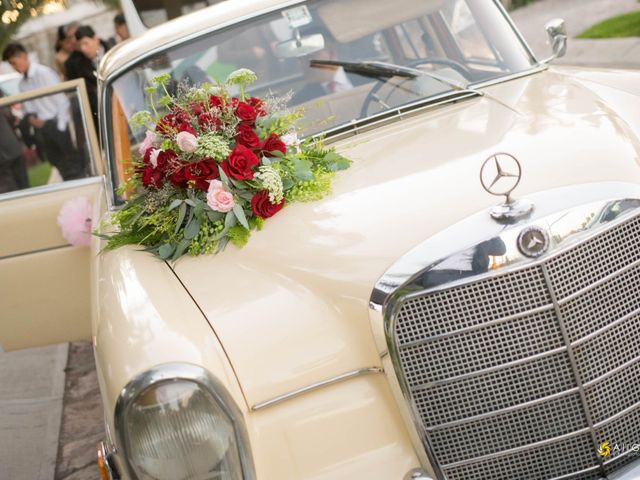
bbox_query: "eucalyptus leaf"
[184,199,196,207]
[175,203,187,234]
[282,177,294,190]
[261,157,272,166]
[229,178,246,189]
[159,243,175,260]
[224,210,237,229]
[184,217,201,240]
[218,166,230,185]
[168,199,183,211]
[292,157,313,180]
[324,152,351,171]
[207,210,224,222]
[233,205,250,229]
[172,239,191,261]
[269,149,285,158]
[194,201,205,220]
[215,236,229,254]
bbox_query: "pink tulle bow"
[57,196,93,247]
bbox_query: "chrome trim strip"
[594,398,640,430]
[399,303,555,349]
[584,353,640,389]
[549,466,604,480]
[250,367,383,411]
[0,244,70,261]
[540,263,606,472]
[425,387,581,432]
[0,176,103,203]
[492,0,539,65]
[573,306,640,348]
[113,363,256,480]
[411,346,568,391]
[441,427,592,469]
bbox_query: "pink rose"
[176,131,198,153]
[206,180,235,213]
[149,148,161,168]
[139,130,158,156]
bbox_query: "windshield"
[107,0,534,193]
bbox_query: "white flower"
[176,131,198,153]
[255,165,284,204]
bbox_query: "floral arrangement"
[103,69,350,260]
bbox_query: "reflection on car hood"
[172,67,640,407]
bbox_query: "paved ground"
[1,1,639,479]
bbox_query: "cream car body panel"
[172,68,640,406]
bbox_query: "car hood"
[172,67,640,407]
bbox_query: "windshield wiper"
[310,59,520,115]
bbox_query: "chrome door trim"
[0,176,103,203]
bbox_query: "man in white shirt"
[2,42,83,180]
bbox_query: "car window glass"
[0,87,97,196]
[107,0,534,202]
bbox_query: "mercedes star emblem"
[480,153,522,201]
[480,152,534,222]
[517,226,550,258]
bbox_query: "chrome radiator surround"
[370,182,640,480]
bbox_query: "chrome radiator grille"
[392,212,640,480]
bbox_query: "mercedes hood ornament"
[480,152,534,222]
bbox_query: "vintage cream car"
[3,0,640,479]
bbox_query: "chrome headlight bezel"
[113,363,256,480]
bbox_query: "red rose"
[209,95,223,108]
[251,190,285,218]
[235,124,260,149]
[184,159,219,190]
[198,112,221,130]
[235,102,257,124]
[221,144,259,180]
[189,101,204,115]
[247,97,267,116]
[141,166,163,188]
[177,122,196,134]
[156,113,176,134]
[155,149,176,172]
[170,165,188,187]
[260,133,286,157]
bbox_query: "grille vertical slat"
[391,212,640,479]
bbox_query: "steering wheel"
[359,58,472,117]
[407,58,471,78]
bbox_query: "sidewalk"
[510,0,640,69]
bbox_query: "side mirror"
[543,18,567,63]
[276,31,325,59]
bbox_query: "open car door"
[0,79,104,351]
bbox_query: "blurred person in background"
[54,22,79,78]
[0,88,29,193]
[2,42,83,181]
[110,13,130,46]
[66,25,110,131]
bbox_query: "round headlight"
[123,379,243,480]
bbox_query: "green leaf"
[168,199,183,211]
[229,178,247,189]
[184,199,196,207]
[207,210,224,222]
[175,203,187,234]
[269,149,285,158]
[218,165,230,186]
[291,157,313,180]
[282,177,294,190]
[324,151,351,171]
[184,217,201,240]
[158,95,172,107]
[172,239,191,261]
[215,236,229,253]
[159,243,175,260]
[224,210,237,229]
[194,200,205,220]
[233,204,250,229]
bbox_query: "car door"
[0,79,105,351]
